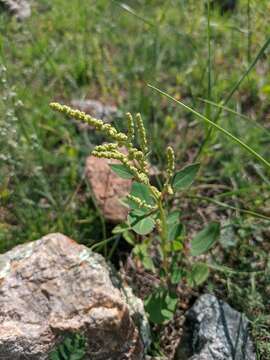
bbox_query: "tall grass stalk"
[206,0,212,122]
[197,35,270,157]
[198,98,270,135]
[148,84,270,171]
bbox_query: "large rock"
[0,233,149,359]
[176,294,256,360]
[0,0,31,20]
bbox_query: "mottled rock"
[0,0,31,20]
[86,153,132,223]
[0,233,149,359]
[175,294,256,360]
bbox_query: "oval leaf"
[172,163,200,191]
[128,213,155,235]
[191,222,220,256]
[110,164,134,179]
[190,262,210,286]
[131,182,154,205]
[144,288,177,324]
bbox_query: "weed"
[51,102,221,324]
[49,333,86,360]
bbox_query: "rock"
[86,152,132,223]
[0,0,31,20]
[175,294,256,360]
[85,147,161,224]
[71,99,117,130]
[0,233,149,359]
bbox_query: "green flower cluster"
[49,103,155,186]
[50,102,176,197]
[50,103,128,142]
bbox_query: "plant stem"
[206,0,212,122]
[158,199,169,274]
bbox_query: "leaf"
[172,163,200,191]
[49,334,86,360]
[190,222,220,256]
[167,211,183,245]
[112,223,130,234]
[133,244,155,271]
[112,224,135,246]
[189,262,210,286]
[167,211,181,225]
[168,223,183,242]
[144,288,178,324]
[170,266,182,285]
[122,230,136,246]
[110,164,134,179]
[130,182,154,205]
[172,239,183,252]
[128,212,155,235]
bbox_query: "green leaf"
[49,334,86,360]
[172,163,200,191]
[189,262,210,286]
[190,222,220,256]
[130,182,154,205]
[133,244,155,271]
[170,266,182,285]
[112,223,130,234]
[112,224,136,246]
[128,212,155,235]
[168,223,183,242]
[167,211,181,225]
[172,239,183,252]
[110,164,134,179]
[167,211,183,245]
[165,292,178,312]
[144,288,178,324]
[122,230,136,246]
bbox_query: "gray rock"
[0,233,150,359]
[0,0,31,20]
[176,294,256,360]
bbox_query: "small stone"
[175,294,256,360]
[0,233,149,359]
[71,99,117,130]
[0,0,31,20]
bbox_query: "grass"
[0,0,270,357]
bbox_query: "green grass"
[1,0,270,357]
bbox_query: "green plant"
[49,333,86,360]
[50,102,220,324]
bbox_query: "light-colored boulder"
[0,233,149,359]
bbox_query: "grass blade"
[112,1,154,26]
[198,35,270,155]
[148,84,270,171]
[198,98,270,135]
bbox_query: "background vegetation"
[1,0,269,358]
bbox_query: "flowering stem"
[158,199,169,275]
